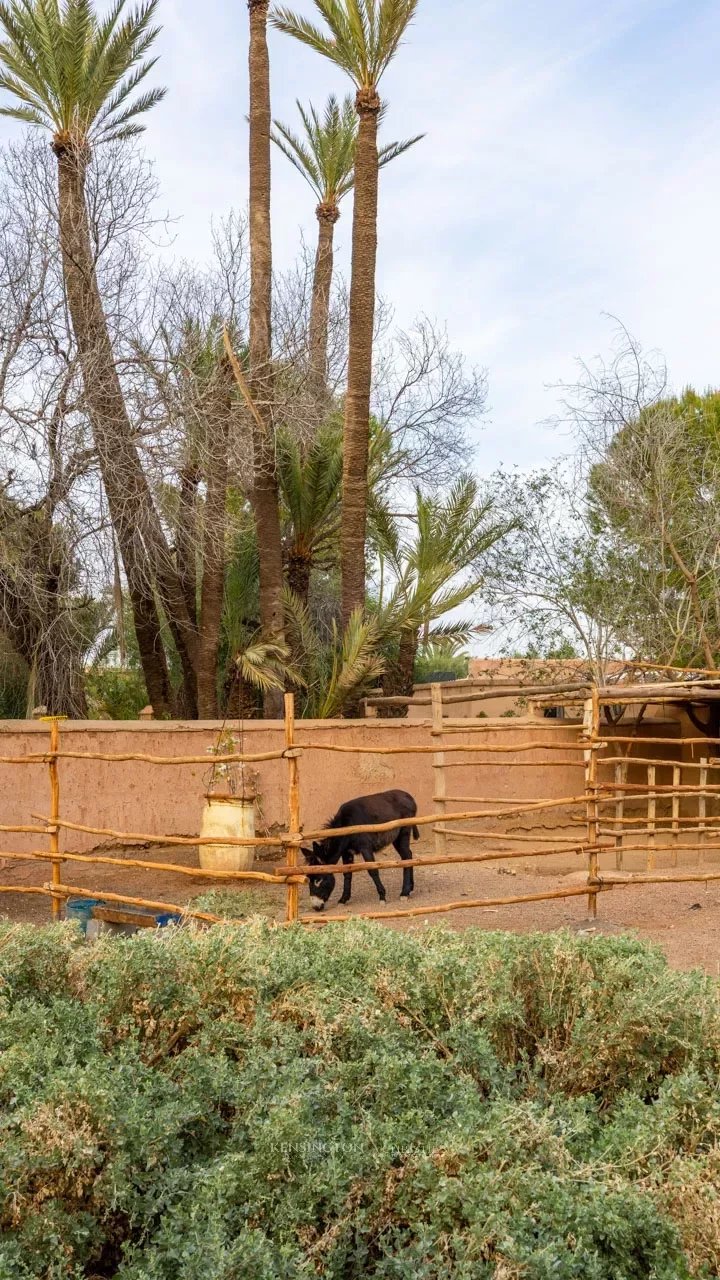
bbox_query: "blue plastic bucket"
[65,899,182,935]
[64,898,102,935]
[155,912,182,929]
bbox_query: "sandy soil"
[2,835,719,977]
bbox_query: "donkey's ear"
[300,846,314,862]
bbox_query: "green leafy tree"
[589,388,720,672]
[482,468,634,682]
[272,0,422,628]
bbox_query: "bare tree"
[0,139,106,715]
[127,287,252,717]
[554,318,668,453]
[373,316,483,488]
[274,248,484,487]
[0,127,489,720]
[481,465,626,681]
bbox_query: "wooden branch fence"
[0,683,718,932]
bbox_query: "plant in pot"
[200,731,260,873]
[199,641,303,872]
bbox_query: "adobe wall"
[2,712,709,864]
[0,717,587,856]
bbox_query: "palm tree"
[0,0,203,717]
[277,420,343,603]
[284,592,385,717]
[373,477,515,707]
[184,322,235,720]
[271,0,421,629]
[247,0,285,718]
[276,415,414,607]
[272,94,420,399]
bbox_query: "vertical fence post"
[671,765,680,869]
[43,716,63,921]
[431,684,446,862]
[646,764,656,872]
[614,762,625,871]
[698,757,707,869]
[284,693,301,923]
[584,689,599,918]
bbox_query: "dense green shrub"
[84,667,148,720]
[0,923,719,1278]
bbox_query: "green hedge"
[0,923,718,1278]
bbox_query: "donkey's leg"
[393,829,414,899]
[338,851,355,906]
[360,848,387,902]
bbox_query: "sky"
[1,0,718,470]
[126,0,720,472]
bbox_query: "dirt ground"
[2,837,719,976]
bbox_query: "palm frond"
[283,588,317,661]
[273,79,421,212]
[277,422,342,553]
[235,639,306,693]
[378,130,423,167]
[376,0,420,79]
[367,490,401,565]
[270,7,350,74]
[369,474,514,677]
[271,115,323,198]
[318,608,385,718]
[425,618,477,645]
[0,6,57,121]
[272,0,419,87]
[283,590,385,718]
[0,0,164,144]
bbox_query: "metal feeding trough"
[65,898,182,938]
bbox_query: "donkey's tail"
[412,825,420,841]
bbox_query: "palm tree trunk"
[196,368,231,719]
[54,141,198,717]
[248,0,285,719]
[341,91,380,630]
[396,625,418,699]
[308,203,338,406]
[176,461,200,625]
[378,625,417,719]
[128,584,175,717]
[287,549,311,605]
